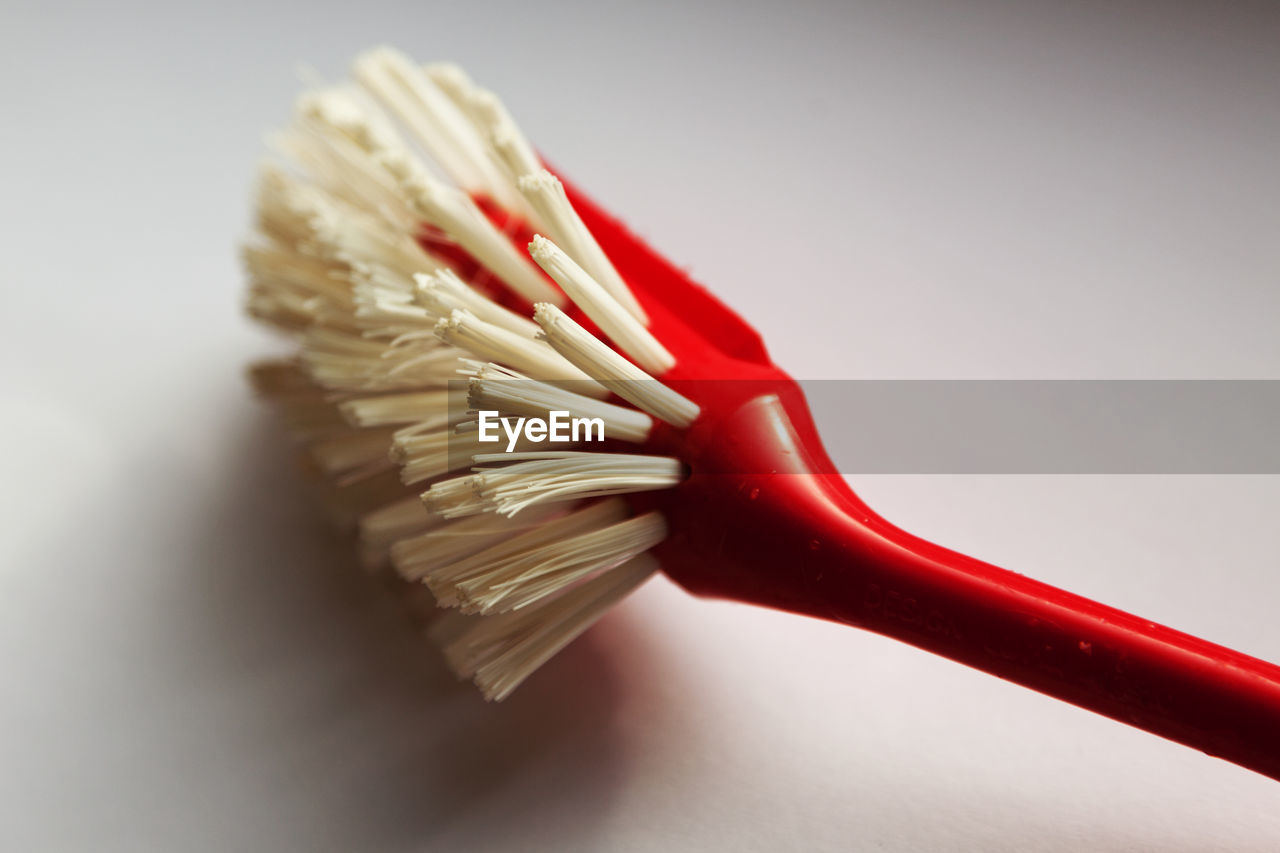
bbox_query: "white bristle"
[422,62,478,117]
[303,327,398,360]
[353,47,517,207]
[257,165,438,287]
[380,151,563,306]
[244,243,355,312]
[420,472,487,518]
[247,51,675,701]
[296,86,403,157]
[444,509,665,615]
[272,128,407,228]
[273,126,414,229]
[253,168,346,262]
[390,427,487,485]
[351,276,430,331]
[528,234,668,372]
[287,88,421,221]
[422,499,625,605]
[393,418,549,484]
[467,88,542,179]
[466,362,653,443]
[301,327,461,391]
[246,253,353,332]
[384,350,466,389]
[298,199,418,276]
[388,428,450,485]
[339,390,454,428]
[424,451,683,518]
[391,505,559,582]
[422,62,549,231]
[433,308,605,393]
[426,63,543,189]
[520,174,648,324]
[436,553,658,701]
[413,269,540,337]
[533,304,699,428]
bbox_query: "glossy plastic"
[466,179,1280,780]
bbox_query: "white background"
[2,0,1279,849]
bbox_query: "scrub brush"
[245,47,1280,780]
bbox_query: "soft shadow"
[175,407,634,851]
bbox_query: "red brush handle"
[655,394,1280,781]
[553,175,1280,780]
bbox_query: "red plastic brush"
[245,47,1280,781]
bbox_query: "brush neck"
[655,394,1280,781]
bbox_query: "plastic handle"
[558,175,1280,780]
[657,394,1280,780]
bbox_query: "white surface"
[2,0,1279,850]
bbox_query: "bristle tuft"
[466,362,653,443]
[246,49,670,701]
[533,304,699,427]
[528,234,669,372]
[520,173,648,323]
[437,554,658,700]
[423,451,683,518]
[434,309,605,393]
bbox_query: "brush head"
[244,46,829,701]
